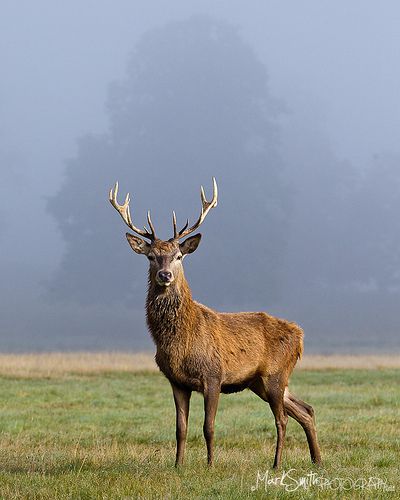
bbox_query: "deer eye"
[147,255,155,261]
[176,255,182,260]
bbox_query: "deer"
[109,178,322,468]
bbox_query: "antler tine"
[179,219,189,234]
[147,211,157,238]
[174,177,218,240]
[109,181,156,240]
[172,211,178,239]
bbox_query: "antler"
[172,177,218,240]
[109,181,157,240]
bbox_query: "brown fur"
[126,237,322,467]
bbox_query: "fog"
[1,1,400,353]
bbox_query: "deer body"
[147,278,303,393]
[109,179,321,468]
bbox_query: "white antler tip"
[200,185,206,202]
[109,181,119,201]
[212,177,218,206]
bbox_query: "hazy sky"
[1,1,400,351]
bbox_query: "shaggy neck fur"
[146,269,196,350]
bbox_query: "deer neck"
[146,271,196,347]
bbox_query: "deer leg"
[203,379,221,466]
[249,376,287,468]
[248,377,268,401]
[265,376,288,469]
[171,382,191,467]
[284,389,322,465]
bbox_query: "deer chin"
[156,279,172,287]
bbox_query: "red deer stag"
[109,178,321,468]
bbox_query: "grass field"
[0,353,398,499]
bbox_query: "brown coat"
[109,179,321,468]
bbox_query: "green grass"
[0,369,398,499]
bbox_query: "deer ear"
[126,233,151,255]
[180,233,202,255]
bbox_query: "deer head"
[109,178,218,288]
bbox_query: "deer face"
[126,234,201,287]
[109,178,217,287]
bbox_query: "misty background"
[1,1,400,353]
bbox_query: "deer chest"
[154,343,221,392]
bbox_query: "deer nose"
[157,270,173,283]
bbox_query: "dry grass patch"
[0,352,399,378]
[0,352,156,378]
[297,354,400,370]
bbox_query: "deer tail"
[295,325,304,361]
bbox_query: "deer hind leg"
[249,376,288,468]
[248,377,268,401]
[283,389,322,465]
[266,377,288,468]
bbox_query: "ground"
[0,353,398,499]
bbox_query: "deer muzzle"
[157,270,174,286]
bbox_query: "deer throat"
[145,280,195,349]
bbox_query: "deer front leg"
[203,379,221,466]
[171,382,191,467]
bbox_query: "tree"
[47,16,290,309]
